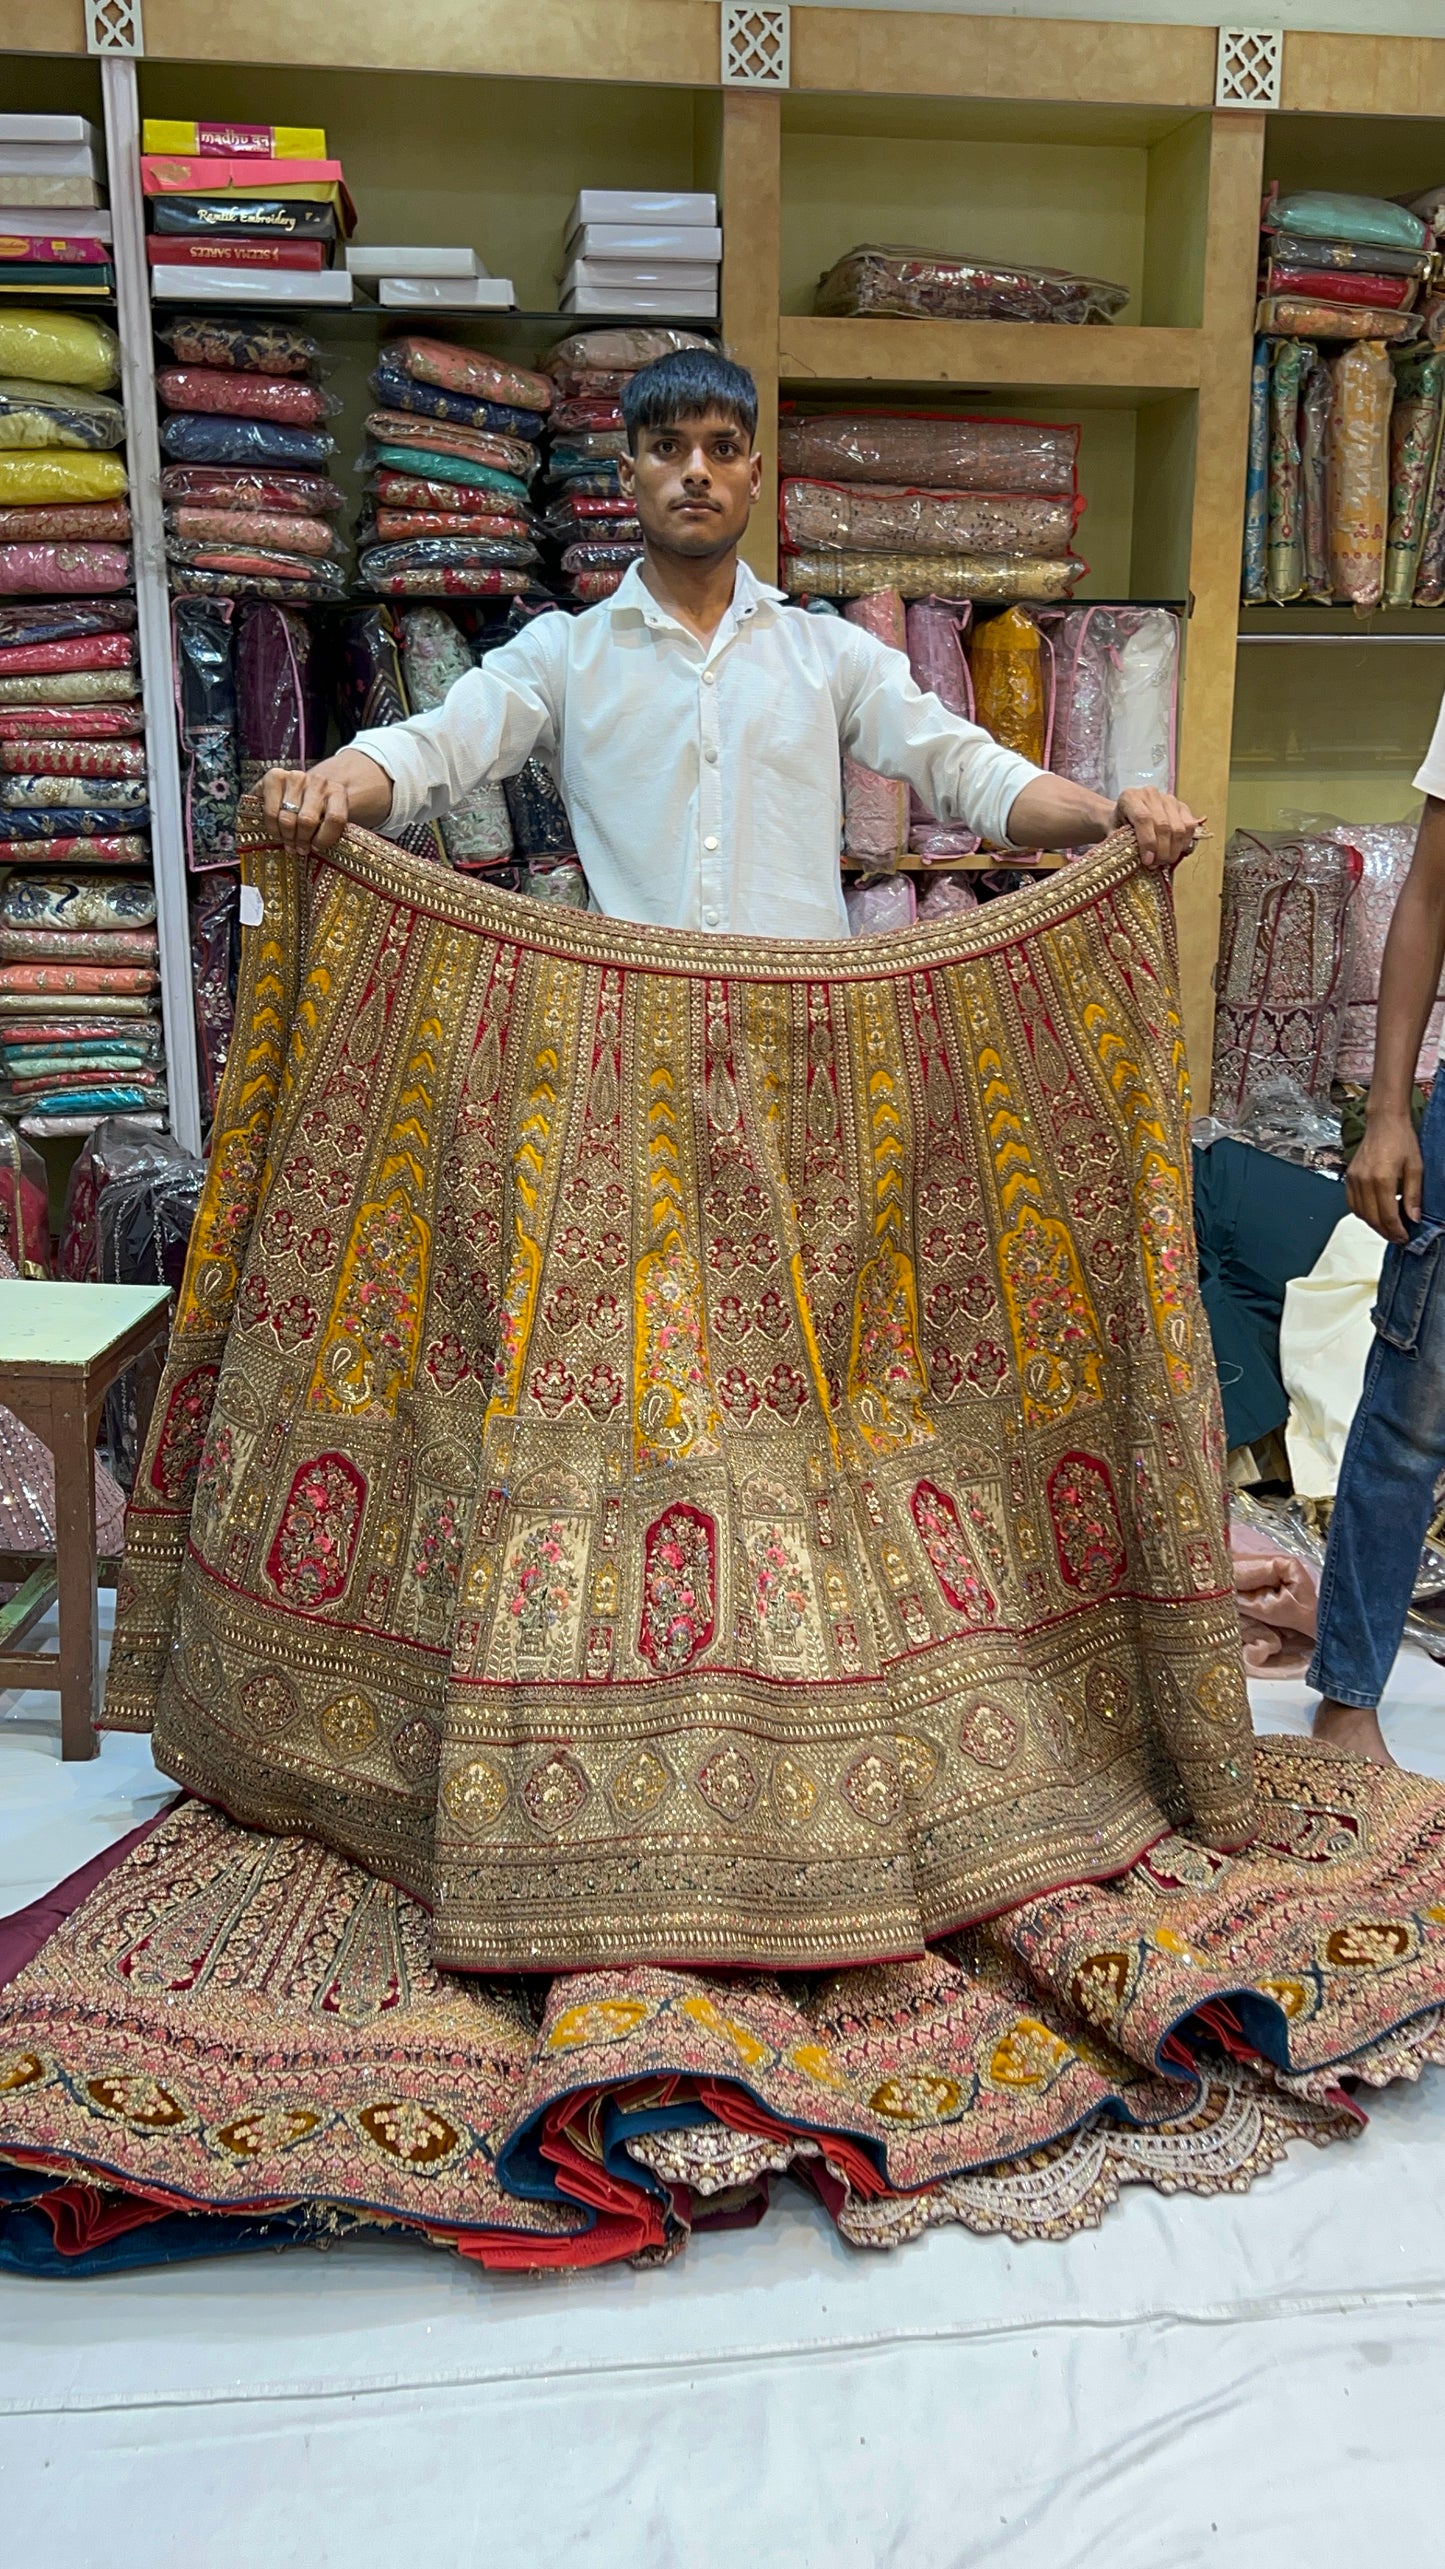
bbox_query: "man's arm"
[261,623,562,856]
[834,627,1199,869]
[1346,797,1445,1242]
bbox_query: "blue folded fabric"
[0,807,150,839]
[160,413,334,470]
[370,365,544,443]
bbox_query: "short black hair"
[621,349,758,452]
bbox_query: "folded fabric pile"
[0,305,129,596]
[357,336,548,598]
[814,242,1129,326]
[396,605,513,869]
[155,317,347,603]
[141,123,355,306]
[559,188,720,321]
[0,863,164,1135]
[1309,815,1445,1085]
[1244,188,1445,608]
[542,326,710,600]
[1212,829,1362,1137]
[779,409,1087,604]
[0,115,112,298]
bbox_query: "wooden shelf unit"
[1,13,1441,1098]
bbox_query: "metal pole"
[100,54,203,1157]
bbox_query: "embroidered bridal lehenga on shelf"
[3,812,1445,2274]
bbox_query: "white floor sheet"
[1,1604,1442,2565]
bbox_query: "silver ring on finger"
[280,799,302,814]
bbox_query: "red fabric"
[0,707,143,738]
[0,1127,51,1275]
[0,634,134,679]
[0,1815,167,1989]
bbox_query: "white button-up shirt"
[352,559,1044,939]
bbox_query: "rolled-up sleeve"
[350,620,562,835]
[833,626,1045,849]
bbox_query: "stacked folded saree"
[5,810,1445,2276]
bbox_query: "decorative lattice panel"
[722,4,790,90]
[1215,27,1282,109]
[86,0,144,52]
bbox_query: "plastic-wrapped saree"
[5,810,1445,2271]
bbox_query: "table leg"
[50,1386,100,1763]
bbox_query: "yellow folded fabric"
[0,450,128,503]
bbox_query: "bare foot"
[1312,1698,1395,1767]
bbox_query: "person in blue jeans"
[1311,736,1445,1764]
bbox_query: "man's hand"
[1348,1108,1423,1244]
[260,749,394,856]
[1114,787,1202,871]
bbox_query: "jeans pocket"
[1373,1219,1445,1354]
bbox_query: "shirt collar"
[607,554,787,634]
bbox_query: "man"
[262,348,1200,911]
[1309,760,1445,1767]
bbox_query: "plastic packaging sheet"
[333,606,447,865]
[0,599,136,645]
[521,856,587,907]
[814,244,1129,325]
[547,326,710,384]
[0,451,126,506]
[383,336,552,417]
[0,308,119,391]
[0,924,155,962]
[915,870,978,922]
[0,543,130,596]
[376,508,529,544]
[0,666,136,704]
[172,595,238,873]
[371,468,531,525]
[558,540,639,574]
[1300,356,1332,602]
[370,364,544,442]
[1385,349,1445,606]
[0,501,129,542]
[1257,297,1419,344]
[190,872,238,1121]
[398,605,513,868]
[845,871,916,934]
[159,464,344,515]
[1102,608,1179,801]
[904,597,979,856]
[1267,338,1311,604]
[1272,230,1431,279]
[0,772,146,808]
[1417,440,1445,606]
[166,505,339,558]
[0,872,155,929]
[0,803,147,839]
[359,556,530,599]
[369,446,529,503]
[166,538,346,596]
[1263,263,1417,312]
[0,382,125,452]
[159,414,334,470]
[234,599,324,777]
[0,632,132,677]
[1034,604,1111,798]
[0,737,145,779]
[842,588,909,864]
[363,413,535,481]
[156,368,337,430]
[779,479,1079,558]
[778,413,1079,494]
[0,1123,50,1272]
[1293,814,1444,1085]
[155,317,321,377]
[1262,188,1431,255]
[969,606,1045,770]
[0,704,142,738]
[786,549,1082,603]
[1326,341,1395,607]
[0,833,147,867]
[565,568,628,603]
[1212,829,1362,1121]
[171,568,342,606]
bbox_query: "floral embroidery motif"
[149,1364,220,1503]
[265,1453,367,1610]
[633,1235,721,1464]
[697,1743,759,1822]
[320,1692,378,1757]
[355,2100,463,2168]
[868,2070,965,2125]
[411,1493,464,1603]
[522,1753,591,1833]
[988,2018,1074,2090]
[770,1752,820,1829]
[841,1750,903,1827]
[639,1503,716,1675]
[389,1717,440,1785]
[1070,1951,1133,2027]
[607,1748,672,1822]
[309,1193,429,1416]
[750,1524,810,1651]
[216,2107,322,2159]
[241,1669,300,1734]
[443,1758,509,1829]
[909,1480,998,1622]
[1323,1921,1415,1970]
[502,1517,583,1667]
[958,1701,1019,1769]
[1048,1451,1126,1597]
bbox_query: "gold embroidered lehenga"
[2,814,1444,2272]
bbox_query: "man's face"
[620,407,761,561]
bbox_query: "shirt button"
[703,834,719,851]
[702,669,716,685]
[704,744,718,763]
[703,906,720,927]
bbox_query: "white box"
[565,189,716,242]
[0,141,99,180]
[568,223,722,263]
[0,116,98,148]
[561,283,719,318]
[375,275,516,308]
[346,244,487,278]
[560,257,719,297]
[0,205,111,239]
[151,263,355,305]
[0,175,102,208]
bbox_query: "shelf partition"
[776,318,1205,393]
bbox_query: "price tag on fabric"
[239,883,264,927]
